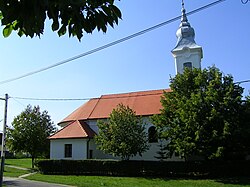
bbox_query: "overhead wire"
[241,0,249,4]
[9,79,250,102]
[11,97,28,107]
[10,97,94,101]
[0,0,226,86]
[235,80,250,84]
[10,91,165,101]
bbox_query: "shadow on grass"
[215,177,250,185]
[141,176,250,186]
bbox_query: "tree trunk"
[32,156,35,169]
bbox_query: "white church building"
[49,2,203,161]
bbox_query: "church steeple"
[172,1,203,74]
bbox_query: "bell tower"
[172,1,203,74]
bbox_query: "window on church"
[148,126,158,143]
[183,62,192,69]
[64,144,72,158]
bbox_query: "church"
[49,2,203,161]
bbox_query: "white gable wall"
[50,139,88,160]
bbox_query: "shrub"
[36,159,250,177]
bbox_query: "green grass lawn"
[4,158,250,187]
[5,158,33,169]
[26,174,250,187]
[4,166,31,178]
[4,158,33,177]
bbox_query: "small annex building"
[49,2,203,161]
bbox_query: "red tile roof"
[60,89,170,124]
[49,120,96,139]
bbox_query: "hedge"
[36,160,250,177]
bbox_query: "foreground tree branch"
[0,0,122,40]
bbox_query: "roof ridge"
[76,120,87,137]
[100,89,169,99]
[101,88,167,96]
[78,120,96,137]
[87,97,101,119]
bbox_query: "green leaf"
[17,29,24,37]
[52,21,59,31]
[110,5,122,19]
[3,25,13,38]
[58,25,67,36]
[102,6,111,16]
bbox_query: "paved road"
[3,177,75,187]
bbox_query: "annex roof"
[60,89,170,124]
[49,120,96,139]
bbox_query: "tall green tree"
[95,104,149,160]
[152,66,246,160]
[0,0,121,40]
[234,94,250,159]
[7,105,57,168]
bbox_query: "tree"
[95,104,149,160]
[0,0,122,40]
[152,66,246,160]
[7,105,57,168]
[232,94,250,159]
[244,96,250,154]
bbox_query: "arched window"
[148,126,158,143]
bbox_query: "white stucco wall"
[89,139,116,159]
[51,117,183,161]
[87,117,183,161]
[50,139,88,160]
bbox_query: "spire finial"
[176,0,195,40]
[180,0,189,26]
[182,0,185,9]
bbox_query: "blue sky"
[0,0,249,129]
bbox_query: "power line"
[235,80,250,84]
[11,97,28,107]
[0,0,226,86]
[10,79,250,102]
[10,97,93,101]
[10,91,166,101]
[241,0,249,4]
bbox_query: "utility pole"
[0,94,8,187]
